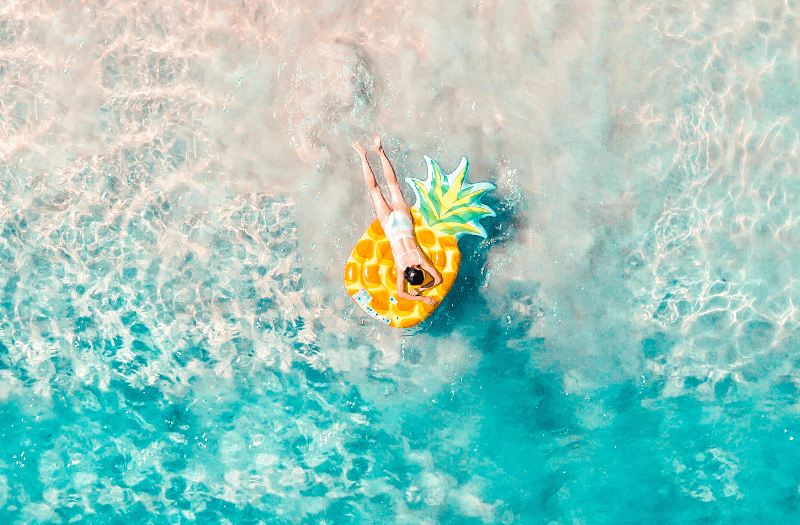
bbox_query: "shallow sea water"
[2,0,800,523]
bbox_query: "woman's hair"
[403,266,425,286]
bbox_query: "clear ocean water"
[2,0,800,523]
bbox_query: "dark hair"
[403,266,425,286]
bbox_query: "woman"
[353,136,442,307]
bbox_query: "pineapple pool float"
[344,155,496,328]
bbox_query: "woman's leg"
[373,136,409,214]
[353,142,391,224]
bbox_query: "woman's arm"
[396,270,437,306]
[418,260,442,289]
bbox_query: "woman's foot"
[373,135,382,152]
[352,141,367,156]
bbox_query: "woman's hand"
[421,296,438,307]
[407,289,437,306]
[408,288,437,307]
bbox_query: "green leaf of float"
[439,205,493,223]
[448,188,490,209]
[450,164,467,190]
[431,163,445,216]
[438,221,483,237]
[405,155,497,240]
[411,179,439,225]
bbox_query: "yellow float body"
[344,209,460,328]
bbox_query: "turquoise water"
[2,0,800,523]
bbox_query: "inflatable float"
[344,155,496,328]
